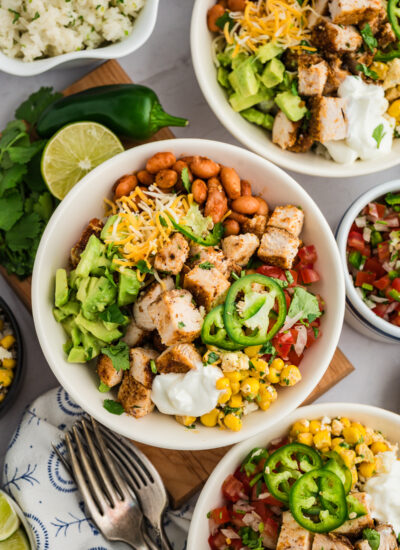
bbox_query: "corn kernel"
[351,422,366,438]
[231,381,240,394]
[240,377,260,398]
[351,466,358,487]
[332,437,344,447]
[340,417,351,428]
[200,409,219,427]
[359,460,376,478]
[252,358,268,374]
[313,429,331,450]
[0,335,15,350]
[2,358,16,369]
[279,365,301,387]
[290,420,310,437]
[239,370,250,381]
[260,384,277,403]
[216,377,230,391]
[298,432,313,446]
[229,394,243,408]
[244,345,262,358]
[335,446,356,469]
[388,98,400,121]
[270,358,284,372]
[0,368,13,387]
[218,388,232,404]
[364,428,374,446]
[175,415,196,427]
[266,367,280,384]
[225,372,241,383]
[371,441,388,454]
[309,420,321,434]
[258,397,271,411]
[343,426,363,445]
[370,61,389,80]
[224,413,242,431]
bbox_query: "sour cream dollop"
[364,451,400,536]
[151,365,223,417]
[324,76,394,163]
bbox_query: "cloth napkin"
[1,387,194,550]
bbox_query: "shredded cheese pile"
[103,185,190,280]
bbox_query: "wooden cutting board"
[0,60,355,509]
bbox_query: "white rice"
[0,0,146,62]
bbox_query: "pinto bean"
[192,179,208,204]
[255,197,269,216]
[223,218,240,236]
[190,156,220,179]
[114,174,138,199]
[204,177,228,223]
[231,196,260,215]
[228,210,248,224]
[207,4,225,32]
[155,169,178,189]
[240,179,252,196]
[146,152,176,174]
[220,166,241,199]
[228,0,246,10]
[137,170,154,186]
[218,0,228,7]
[173,160,193,183]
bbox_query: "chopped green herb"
[361,24,377,52]
[356,63,379,80]
[178,321,186,328]
[150,359,157,374]
[101,341,130,372]
[103,399,125,415]
[215,11,235,31]
[181,167,191,193]
[199,261,214,270]
[363,529,380,550]
[98,382,110,393]
[372,123,386,148]
[207,351,220,364]
[136,259,153,274]
[159,215,168,227]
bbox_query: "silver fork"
[62,418,152,550]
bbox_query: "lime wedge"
[0,529,30,550]
[41,121,124,200]
[0,494,19,542]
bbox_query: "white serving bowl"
[32,138,344,450]
[188,402,400,549]
[0,0,159,77]
[336,179,400,344]
[190,0,400,178]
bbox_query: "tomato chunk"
[222,474,244,503]
[355,271,376,287]
[208,532,228,550]
[364,258,385,277]
[210,506,230,526]
[392,278,400,292]
[347,231,365,252]
[377,242,390,262]
[300,268,320,284]
[298,245,317,265]
[374,275,391,290]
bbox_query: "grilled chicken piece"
[117,372,154,418]
[334,493,373,535]
[308,0,330,26]
[184,265,230,311]
[156,343,202,374]
[298,57,329,96]
[97,354,123,388]
[309,96,347,143]
[122,319,147,347]
[189,244,238,279]
[70,218,103,268]
[376,22,397,49]
[129,347,158,388]
[364,5,387,33]
[312,533,354,550]
[311,21,362,53]
[154,233,189,275]
[268,206,304,238]
[242,215,268,239]
[324,56,350,94]
[375,524,399,550]
[272,111,301,150]
[222,233,260,267]
[133,277,174,331]
[287,132,315,153]
[277,511,312,550]
[258,227,301,269]
[329,0,382,25]
[149,289,202,346]
[345,51,375,75]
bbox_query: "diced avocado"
[61,317,75,336]
[278,71,295,92]
[63,339,73,356]
[231,52,249,70]
[71,325,81,347]
[78,276,117,320]
[75,312,122,343]
[76,276,91,304]
[217,45,235,67]
[81,331,104,361]
[257,42,284,63]
[218,66,230,88]
[68,269,80,290]
[75,234,109,278]
[275,91,308,122]
[59,300,80,317]
[229,59,259,98]
[261,58,285,88]
[258,99,275,112]
[241,108,274,130]
[68,346,87,363]
[229,83,274,112]
[263,113,274,130]
[55,268,69,308]
[100,215,117,241]
[118,269,141,307]
[53,307,68,323]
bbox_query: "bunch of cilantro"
[0,87,62,278]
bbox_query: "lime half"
[41,121,124,200]
[0,494,19,542]
[0,529,30,550]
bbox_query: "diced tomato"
[305,325,320,348]
[355,271,376,287]
[210,506,230,526]
[374,275,391,290]
[257,265,285,279]
[347,231,365,252]
[273,331,295,360]
[287,349,304,366]
[298,245,317,265]
[300,268,320,284]
[364,258,386,277]
[372,304,389,318]
[384,213,400,227]
[377,241,390,262]
[250,483,284,507]
[392,278,400,292]
[368,202,386,220]
[252,502,279,540]
[233,466,251,493]
[208,532,228,550]
[230,508,247,529]
[222,474,244,503]
[350,222,363,234]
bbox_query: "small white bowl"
[0,0,159,77]
[187,402,400,550]
[32,138,344,451]
[190,0,400,178]
[0,490,36,549]
[336,179,400,344]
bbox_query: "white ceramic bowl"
[32,138,345,450]
[0,0,159,77]
[188,402,400,549]
[336,179,400,344]
[190,0,400,178]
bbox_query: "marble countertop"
[0,0,399,471]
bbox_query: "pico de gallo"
[346,191,400,328]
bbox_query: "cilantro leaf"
[98,382,110,393]
[206,351,220,364]
[239,526,263,549]
[363,529,380,550]
[103,399,125,415]
[8,140,46,164]
[356,63,378,80]
[5,212,42,251]
[181,166,191,193]
[287,287,321,321]
[215,12,234,31]
[101,341,130,372]
[199,261,214,270]
[0,190,23,231]
[99,303,126,324]
[0,165,27,197]
[136,259,153,274]
[361,24,377,53]
[372,123,386,148]
[15,87,62,125]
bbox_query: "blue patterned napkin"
[1,387,194,550]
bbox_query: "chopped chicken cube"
[149,289,202,346]
[156,343,202,374]
[277,511,312,550]
[324,57,350,95]
[122,319,147,347]
[299,60,329,96]
[222,233,260,267]
[313,533,353,550]
[184,265,230,311]
[258,227,301,269]
[117,372,154,418]
[70,218,103,267]
[190,244,238,278]
[129,347,158,388]
[312,21,362,53]
[308,0,330,26]
[329,0,381,25]
[154,232,189,275]
[383,58,400,90]
[96,354,123,388]
[334,493,373,535]
[133,277,174,331]
[272,111,301,150]
[377,22,397,49]
[309,96,347,143]
[375,524,399,550]
[242,215,268,239]
[268,205,304,238]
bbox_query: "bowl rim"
[187,401,400,549]
[0,0,159,77]
[190,0,400,178]
[32,137,345,450]
[0,297,24,419]
[336,178,400,342]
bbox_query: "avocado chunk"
[229,84,274,112]
[118,269,141,307]
[261,58,285,88]
[257,42,284,63]
[275,91,308,122]
[75,312,122,343]
[77,276,117,320]
[231,52,249,70]
[55,268,69,308]
[75,234,109,278]
[229,59,259,98]
[218,66,230,89]
[241,108,274,130]
[68,346,87,363]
